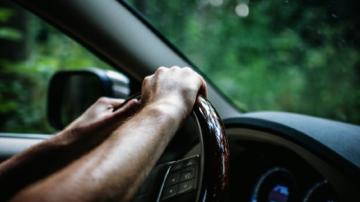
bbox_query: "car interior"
[0,0,359,202]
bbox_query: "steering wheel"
[192,97,230,202]
[133,96,230,202]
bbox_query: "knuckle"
[183,67,197,76]
[183,66,193,71]
[144,75,151,81]
[157,66,167,71]
[155,66,167,75]
[142,75,153,85]
[142,76,148,84]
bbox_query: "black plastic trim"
[224,117,360,181]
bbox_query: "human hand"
[60,97,140,143]
[141,66,207,118]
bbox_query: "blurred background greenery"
[0,1,110,133]
[0,0,359,134]
[127,0,360,123]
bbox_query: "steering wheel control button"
[184,159,197,167]
[162,184,178,200]
[180,169,195,181]
[172,157,198,171]
[178,180,194,194]
[166,173,180,185]
[161,157,199,201]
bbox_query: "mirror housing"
[47,68,130,130]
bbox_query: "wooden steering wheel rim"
[194,97,230,202]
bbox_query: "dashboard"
[228,141,337,202]
[225,111,360,202]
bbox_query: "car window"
[126,0,360,124]
[0,2,112,134]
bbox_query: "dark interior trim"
[224,117,360,181]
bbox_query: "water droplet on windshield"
[235,3,250,18]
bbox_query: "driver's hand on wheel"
[3,66,208,202]
[141,66,207,120]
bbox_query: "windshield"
[126,0,360,124]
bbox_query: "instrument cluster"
[228,141,338,202]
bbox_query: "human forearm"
[0,130,78,201]
[0,126,116,202]
[10,66,207,202]
[11,102,184,202]
[89,103,183,200]
[1,98,139,201]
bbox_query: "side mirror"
[47,68,130,130]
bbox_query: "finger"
[155,66,167,76]
[141,75,154,104]
[104,97,125,109]
[89,98,140,131]
[113,98,141,119]
[170,65,181,70]
[183,67,208,98]
[96,97,125,107]
[197,75,208,98]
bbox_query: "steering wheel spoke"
[133,96,229,202]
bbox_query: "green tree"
[0,2,110,133]
[128,0,360,124]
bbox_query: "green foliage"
[0,27,22,40]
[0,8,13,22]
[0,0,359,134]
[0,8,22,41]
[0,9,110,133]
[128,0,360,124]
